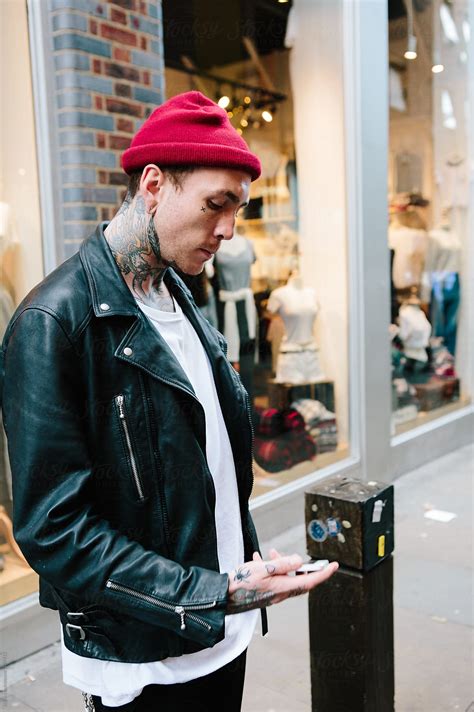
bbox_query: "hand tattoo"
[233,566,252,583]
[287,587,307,599]
[227,588,275,614]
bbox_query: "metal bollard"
[305,474,395,712]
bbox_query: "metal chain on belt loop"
[82,692,96,712]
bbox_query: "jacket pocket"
[115,394,146,501]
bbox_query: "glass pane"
[0,0,43,606]
[164,0,351,496]
[388,0,471,435]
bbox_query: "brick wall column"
[47,0,164,259]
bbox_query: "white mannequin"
[267,271,325,384]
[398,293,431,362]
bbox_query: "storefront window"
[0,0,43,606]
[388,0,471,434]
[163,0,351,496]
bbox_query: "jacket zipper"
[105,580,215,631]
[115,395,145,501]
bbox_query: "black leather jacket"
[1,224,266,663]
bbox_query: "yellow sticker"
[378,535,385,557]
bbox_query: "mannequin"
[389,208,428,292]
[398,289,432,365]
[420,210,461,356]
[267,270,324,384]
[215,233,257,399]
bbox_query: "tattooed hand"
[226,548,339,614]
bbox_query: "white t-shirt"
[61,296,258,707]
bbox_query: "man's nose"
[214,213,236,241]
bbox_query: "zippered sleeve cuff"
[104,565,229,648]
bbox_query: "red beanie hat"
[121,91,261,181]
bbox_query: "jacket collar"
[80,223,140,318]
[80,223,198,319]
[80,223,226,396]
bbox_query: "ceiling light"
[261,109,273,122]
[218,95,230,109]
[432,63,445,73]
[404,0,417,60]
[404,35,417,60]
[227,110,234,118]
[240,118,248,127]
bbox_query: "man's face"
[151,167,251,275]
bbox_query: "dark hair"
[127,165,196,198]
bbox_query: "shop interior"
[387,0,471,435]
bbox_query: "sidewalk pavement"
[2,444,473,712]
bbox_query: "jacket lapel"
[115,312,197,400]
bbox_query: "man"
[1,92,338,711]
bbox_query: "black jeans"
[91,650,247,712]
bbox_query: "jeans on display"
[90,650,247,712]
[429,272,460,356]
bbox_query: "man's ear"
[139,164,166,213]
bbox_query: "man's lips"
[198,248,216,258]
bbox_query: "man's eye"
[208,201,224,210]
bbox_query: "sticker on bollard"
[305,474,394,572]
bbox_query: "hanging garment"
[218,287,256,363]
[420,227,461,303]
[215,237,256,293]
[389,226,429,290]
[429,272,460,357]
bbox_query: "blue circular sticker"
[308,519,328,543]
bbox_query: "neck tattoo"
[105,197,176,312]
